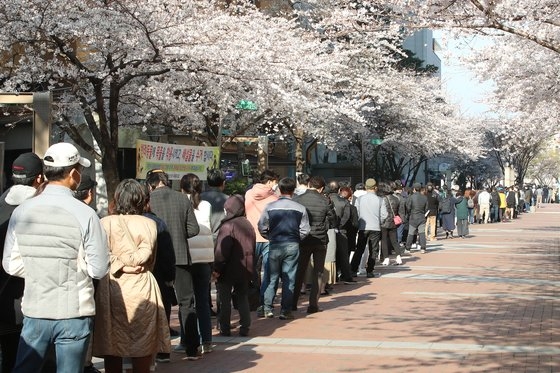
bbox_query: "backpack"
[440,198,452,214]
[467,197,474,208]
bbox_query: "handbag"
[386,196,402,226]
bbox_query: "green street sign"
[235,100,258,111]
[370,138,383,145]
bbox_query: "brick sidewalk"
[95,204,560,372]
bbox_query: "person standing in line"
[258,177,310,320]
[498,187,507,222]
[339,186,359,276]
[179,173,215,356]
[455,190,469,238]
[392,181,406,247]
[349,178,387,278]
[505,186,517,220]
[73,174,108,373]
[424,183,440,241]
[244,169,279,317]
[3,143,109,373]
[295,173,310,196]
[200,169,229,320]
[214,195,256,337]
[404,183,429,253]
[524,186,533,213]
[477,187,491,224]
[0,153,44,373]
[378,181,404,266]
[353,183,367,201]
[488,187,499,222]
[142,187,176,364]
[440,187,458,239]
[201,169,229,241]
[326,180,356,284]
[145,169,200,360]
[93,179,170,373]
[292,176,336,313]
[536,186,543,208]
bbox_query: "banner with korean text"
[136,139,219,180]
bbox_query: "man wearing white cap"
[2,142,109,373]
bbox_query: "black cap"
[76,174,97,192]
[12,152,43,179]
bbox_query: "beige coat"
[93,215,170,357]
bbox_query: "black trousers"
[350,230,381,273]
[335,230,353,281]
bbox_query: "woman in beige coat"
[93,179,170,373]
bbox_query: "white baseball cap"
[43,143,91,168]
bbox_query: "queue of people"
[3,144,544,372]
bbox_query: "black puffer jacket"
[293,189,336,246]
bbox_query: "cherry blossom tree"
[0,0,354,195]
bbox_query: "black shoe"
[169,328,180,337]
[320,290,330,296]
[239,328,249,337]
[306,306,323,314]
[343,279,357,284]
[219,330,231,337]
[83,365,102,373]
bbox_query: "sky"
[434,31,495,118]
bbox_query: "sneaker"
[256,305,265,318]
[201,343,213,354]
[173,343,186,353]
[381,258,390,266]
[395,255,402,265]
[155,353,171,363]
[420,249,426,254]
[350,271,358,277]
[185,355,201,361]
[403,249,411,256]
[367,272,380,278]
[279,311,294,320]
[265,310,274,318]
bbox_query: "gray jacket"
[355,191,388,231]
[2,184,109,319]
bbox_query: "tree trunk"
[101,147,120,202]
[294,127,305,173]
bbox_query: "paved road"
[95,204,560,372]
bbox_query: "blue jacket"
[258,196,310,244]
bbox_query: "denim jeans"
[14,316,92,373]
[255,242,271,304]
[490,205,499,222]
[264,242,300,313]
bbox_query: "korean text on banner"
[136,139,220,180]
